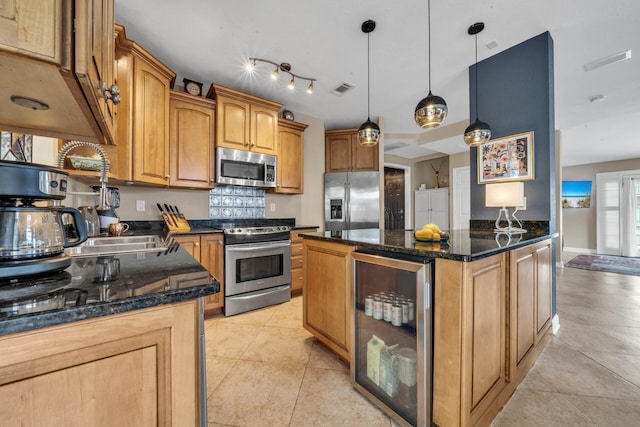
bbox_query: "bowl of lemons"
[414,223,450,242]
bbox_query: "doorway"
[384,167,405,229]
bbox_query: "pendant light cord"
[367,31,371,119]
[428,0,432,92]
[474,32,480,120]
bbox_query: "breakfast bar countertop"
[300,228,557,262]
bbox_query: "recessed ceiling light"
[583,49,632,72]
[589,95,607,103]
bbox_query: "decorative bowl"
[68,156,105,171]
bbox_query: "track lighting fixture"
[357,19,380,147]
[464,22,492,146]
[414,0,448,128]
[248,57,316,94]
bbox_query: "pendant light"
[414,0,447,128]
[464,22,492,146]
[358,19,380,147]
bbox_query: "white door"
[414,188,449,230]
[452,166,471,230]
[596,171,621,255]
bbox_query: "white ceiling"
[114,0,640,167]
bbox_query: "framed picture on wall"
[477,131,534,184]
[1,131,33,162]
[562,181,592,208]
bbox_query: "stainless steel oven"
[224,226,291,315]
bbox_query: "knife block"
[161,213,191,233]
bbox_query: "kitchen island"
[301,228,556,427]
[0,243,219,426]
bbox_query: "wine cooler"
[351,251,433,427]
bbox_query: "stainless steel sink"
[64,235,169,257]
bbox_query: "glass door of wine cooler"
[351,251,432,427]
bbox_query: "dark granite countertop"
[0,245,219,337]
[300,229,557,262]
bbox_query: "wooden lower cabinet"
[173,234,224,314]
[433,239,553,427]
[0,300,201,426]
[510,239,552,383]
[302,238,354,362]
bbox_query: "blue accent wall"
[469,32,557,315]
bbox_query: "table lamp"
[485,182,526,233]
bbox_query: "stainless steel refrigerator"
[324,172,380,231]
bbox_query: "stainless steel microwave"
[215,147,277,187]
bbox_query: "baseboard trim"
[563,247,596,254]
[552,314,561,335]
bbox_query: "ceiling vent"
[331,82,355,96]
[584,49,632,72]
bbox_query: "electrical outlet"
[270,203,276,212]
[518,197,527,210]
[136,200,145,212]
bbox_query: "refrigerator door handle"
[345,182,350,228]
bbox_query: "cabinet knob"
[165,175,170,180]
[101,83,121,105]
[195,242,200,247]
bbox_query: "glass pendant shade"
[358,118,380,147]
[464,119,492,146]
[414,91,448,128]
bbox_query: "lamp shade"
[485,182,524,207]
[414,91,448,128]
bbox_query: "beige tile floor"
[204,252,640,426]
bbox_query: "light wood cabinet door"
[325,129,379,172]
[173,235,201,262]
[114,25,175,185]
[216,94,251,151]
[325,132,353,172]
[74,0,116,144]
[132,57,171,184]
[250,105,278,154]
[510,239,553,382]
[276,119,308,194]
[213,84,282,155]
[433,253,509,427]
[200,234,225,312]
[0,301,201,426]
[303,238,354,362]
[169,91,215,189]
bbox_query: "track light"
[248,57,316,94]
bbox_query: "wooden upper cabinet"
[169,91,216,189]
[0,0,117,144]
[114,24,176,185]
[276,119,308,194]
[211,84,281,155]
[75,0,116,144]
[325,129,379,172]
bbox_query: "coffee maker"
[0,160,88,279]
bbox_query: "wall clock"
[183,78,203,96]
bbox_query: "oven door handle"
[226,241,291,252]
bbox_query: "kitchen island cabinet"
[0,300,201,426]
[302,238,354,362]
[0,241,218,426]
[300,229,555,426]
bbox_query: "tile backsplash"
[209,185,266,219]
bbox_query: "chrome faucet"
[57,141,110,210]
